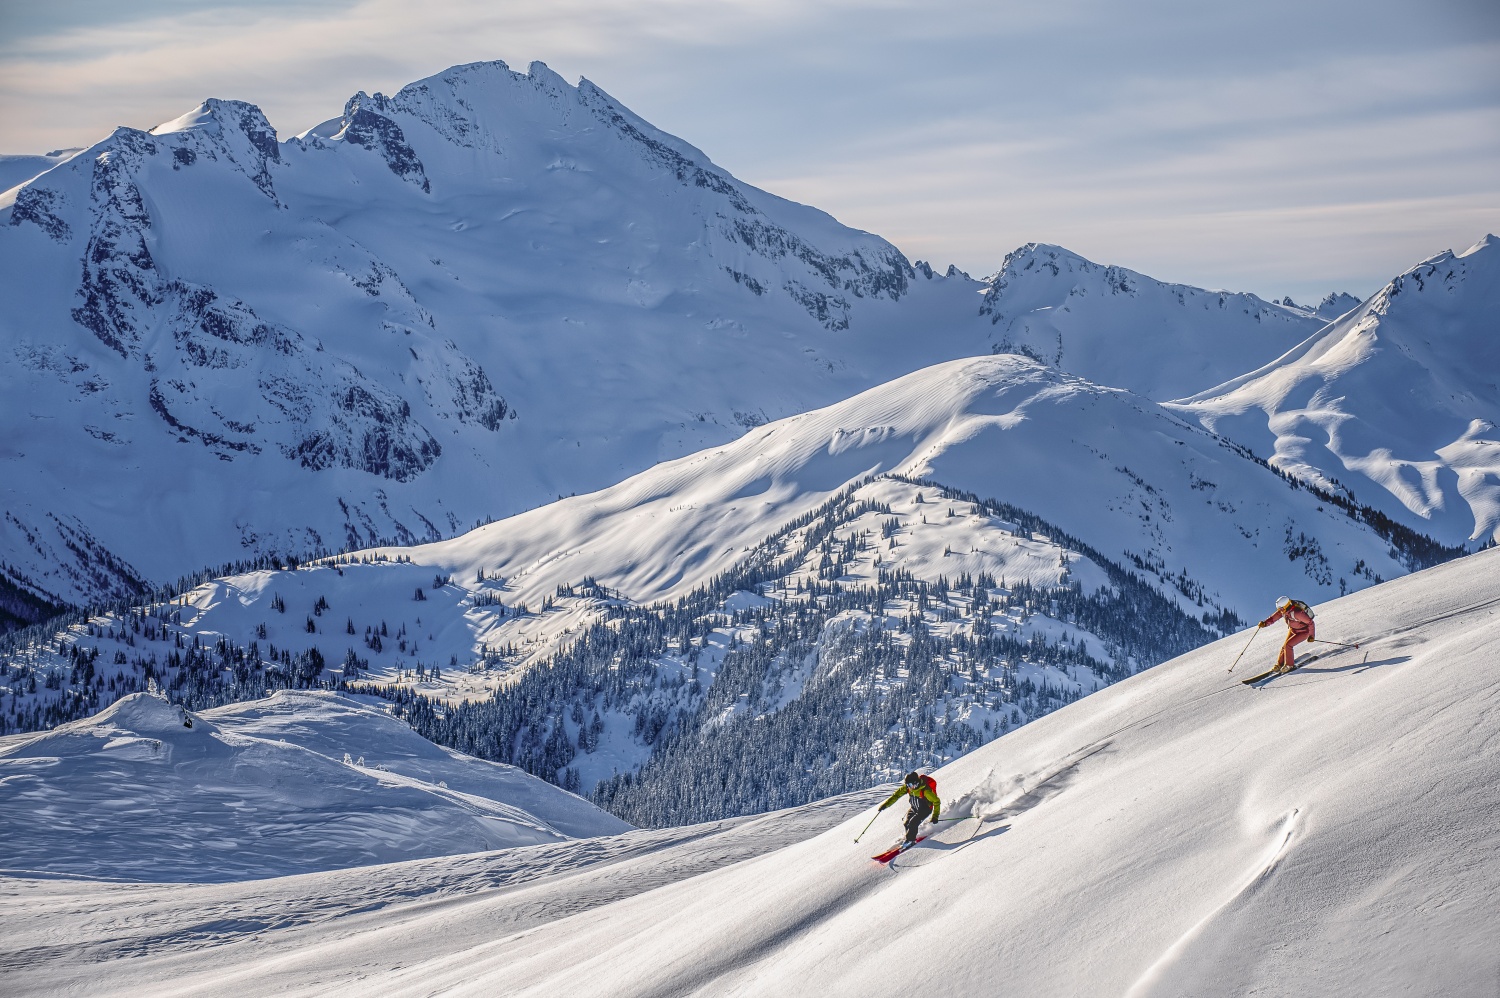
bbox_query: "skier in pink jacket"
[1259,596,1316,673]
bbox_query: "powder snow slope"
[1174,235,1500,547]
[0,689,627,881]
[3,547,1494,997]
[0,59,1326,615]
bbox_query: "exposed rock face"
[336,93,430,193]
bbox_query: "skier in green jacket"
[880,771,941,844]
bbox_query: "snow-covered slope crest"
[0,149,83,195]
[1174,234,1500,546]
[354,353,1410,618]
[10,354,1407,710]
[978,243,1327,401]
[5,550,1495,997]
[0,689,628,882]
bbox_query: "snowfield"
[3,548,1496,996]
[0,690,627,881]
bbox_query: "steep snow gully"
[4,548,1497,996]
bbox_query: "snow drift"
[0,689,627,881]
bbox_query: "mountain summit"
[1175,234,1500,546]
[977,242,1322,401]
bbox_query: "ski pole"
[855,811,881,843]
[1227,626,1260,673]
[1311,637,1360,649]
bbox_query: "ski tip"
[871,836,927,864]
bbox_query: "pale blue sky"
[2,0,1496,302]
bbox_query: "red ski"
[872,836,926,863]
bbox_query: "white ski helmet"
[1275,595,1292,609]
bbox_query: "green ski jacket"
[881,778,940,821]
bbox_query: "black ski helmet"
[904,771,921,788]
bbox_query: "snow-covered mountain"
[1,60,1333,620]
[6,547,1496,996]
[1174,234,1500,547]
[0,688,626,881]
[0,60,960,616]
[165,352,1413,656]
[976,243,1325,401]
[1277,290,1362,321]
[3,353,1430,818]
[2,55,1490,844]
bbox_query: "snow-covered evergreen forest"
[382,478,1221,824]
[0,476,1222,823]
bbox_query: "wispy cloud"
[0,0,1495,299]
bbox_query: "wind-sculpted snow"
[0,59,1347,617]
[0,689,627,882]
[1175,234,1500,546]
[3,550,1495,997]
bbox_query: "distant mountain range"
[6,59,1450,627]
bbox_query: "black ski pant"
[904,797,932,843]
